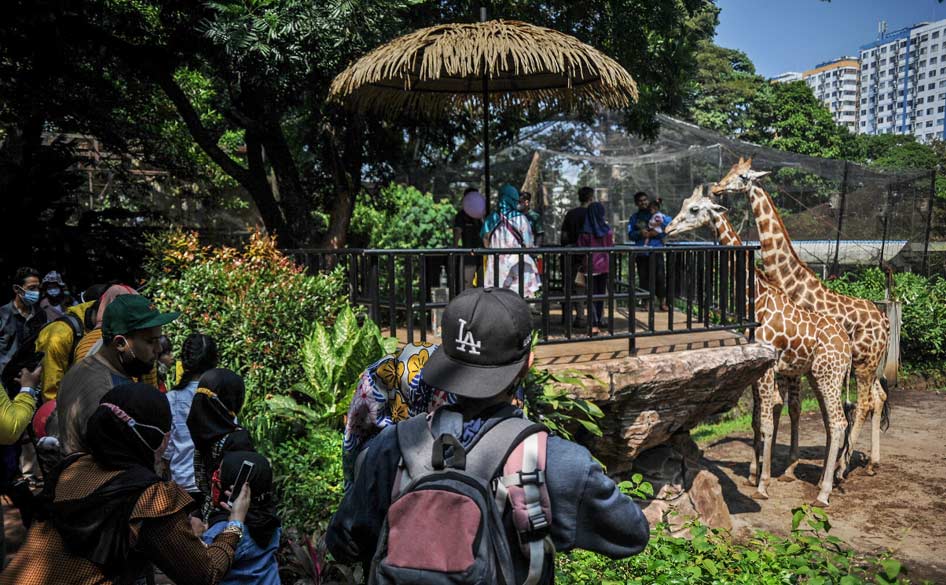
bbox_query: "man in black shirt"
[559,187,594,326]
[454,187,485,289]
[560,186,594,246]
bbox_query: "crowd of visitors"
[0,269,281,584]
[0,184,667,583]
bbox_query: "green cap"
[103,295,179,337]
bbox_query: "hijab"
[482,184,524,237]
[94,284,137,329]
[45,383,175,575]
[187,368,247,448]
[581,201,611,238]
[208,451,280,546]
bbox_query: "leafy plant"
[268,304,398,427]
[144,229,347,409]
[825,268,946,364]
[556,506,917,584]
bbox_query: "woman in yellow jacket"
[0,364,40,445]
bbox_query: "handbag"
[575,270,587,288]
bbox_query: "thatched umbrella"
[330,18,638,197]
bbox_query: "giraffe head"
[665,184,728,237]
[710,157,770,196]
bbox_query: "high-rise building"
[801,58,860,132]
[771,71,803,84]
[858,19,946,141]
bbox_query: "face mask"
[157,362,169,376]
[47,287,62,299]
[116,337,155,378]
[19,289,40,305]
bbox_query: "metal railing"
[285,244,760,353]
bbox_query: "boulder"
[550,343,775,475]
[634,437,732,536]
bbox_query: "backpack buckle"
[518,469,545,486]
[527,505,550,533]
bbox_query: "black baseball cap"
[422,287,533,398]
[103,294,180,338]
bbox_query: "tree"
[683,41,765,136]
[2,0,717,249]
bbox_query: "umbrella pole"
[481,5,490,210]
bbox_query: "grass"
[692,396,822,446]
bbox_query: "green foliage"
[618,472,655,500]
[143,230,347,407]
[350,183,456,249]
[557,506,915,584]
[267,425,345,533]
[269,304,398,427]
[684,41,765,137]
[521,367,606,440]
[825,268,946,363]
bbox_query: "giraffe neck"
[711,211,773,301]
[746,183,815,294]
[711,212,742,246]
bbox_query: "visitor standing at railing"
[577,202,614,335]
[481,184,541,298]
[560,186,595,327]
[519,191,544,247]
[627,191,669,311]
[453,187,485,289]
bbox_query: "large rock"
[550,343,775,475]
[634,437,732,536]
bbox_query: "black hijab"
[208,451,281,546]
[43,383,176,576]
[187,368,246,449]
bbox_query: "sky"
[714,0,946,78]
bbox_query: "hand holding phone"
[228,459,254,507]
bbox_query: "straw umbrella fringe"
[329,19,638,118]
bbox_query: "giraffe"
[666,186,853,505]
[711,158,890,478]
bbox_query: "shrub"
[557,505,913,584]
[268,425,345,533]
[144,229,347,406]
[350,182,455,249]
[825,268,946,364]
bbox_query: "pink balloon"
[462,191,486,219]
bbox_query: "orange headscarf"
[94,284,138,329]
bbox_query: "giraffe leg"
[753,369,779,499]
[839,366,874,478]
[810,368,847,507]
[779,376,802,481]
[748,383,762,486]
[868,377,888,473]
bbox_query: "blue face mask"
[47,287,62,298]
[21,290,40,305]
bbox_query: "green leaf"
[881,559,901,580]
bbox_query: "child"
[203,451,281,584]
[644,198,667,246]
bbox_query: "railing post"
[667,249,676,331]
[647,252,656,332]
[748,249,756,342]
[719,248,729,326]
[585,250,593,337]
[387,253,397,338]
[542,251,550,342]
[405,255,414,344]
[629,249,637,354]
[608,251,616,336]
[419,253,427,343]
[369,254,380,325]
[564,252,573,339]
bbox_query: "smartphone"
[28,352,45,371]
[228,460,255,507]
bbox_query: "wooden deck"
[396,306,748,368]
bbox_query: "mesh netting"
[470,114,943,276]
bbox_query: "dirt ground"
[701,386,946,583]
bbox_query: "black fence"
[286,244,760,352]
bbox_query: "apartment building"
[771,71,803,84]
[802,58,860,132]
[859,20,946,141]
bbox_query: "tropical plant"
[556,505,914,584]
[266,305,398,427]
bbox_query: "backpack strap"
[465,416,552,585]
[56,314,85,363]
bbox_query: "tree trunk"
[321,118,362,249]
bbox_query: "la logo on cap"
[455,318,482,355]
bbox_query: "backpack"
[369,410,552,585]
